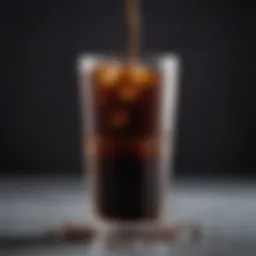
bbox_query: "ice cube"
[128,65,158,88]
[94,64,123,88]
[109,110,129,128]
[119,85,140,102]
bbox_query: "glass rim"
[78,52,180,71]
[78,51,179,60]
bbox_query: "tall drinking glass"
[78,54,180,235]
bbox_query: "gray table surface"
[0,177,255,255]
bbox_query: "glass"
[78,54,180,232]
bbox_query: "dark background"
[1,0,255,178]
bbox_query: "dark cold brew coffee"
[85,64,162,221]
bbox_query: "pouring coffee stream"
[125,0,142,61]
